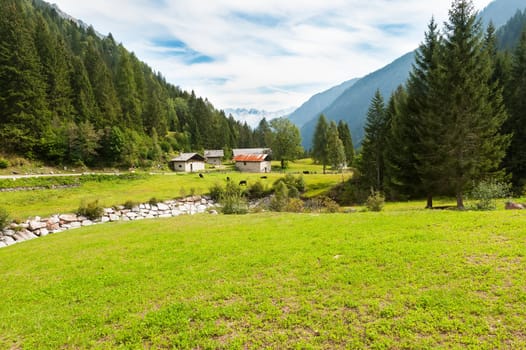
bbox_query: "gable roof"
[204,149,224,158]
[233,148,271,157]
[233,154,271,162]
[170,153,205,162]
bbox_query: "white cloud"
[52,0,493,111]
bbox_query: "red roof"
[233,154,270,162]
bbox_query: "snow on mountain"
[224,107,296,128]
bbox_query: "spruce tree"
[503,29,526,189]
[327,121,346,171]
[440,0,509,208]
[311,114,329,174]
[359,90,388,192]
[337,120,354,167]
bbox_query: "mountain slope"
[298,0,526,149]
[287,78,359,129]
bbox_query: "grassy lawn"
[0,171,346,219]
[1,210,525,348]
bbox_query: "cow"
[199,173,204,178]
[239,180,247,186]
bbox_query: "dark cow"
[239,180,247,186]
[199,173,204,178]
[260,176,268,179]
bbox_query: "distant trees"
[311,114,354,173]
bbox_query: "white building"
[234,154,272,173]
[169,153,206,172]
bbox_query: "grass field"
[1,209,525,349]
[0,169,346,219]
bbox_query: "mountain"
[479,0,526,28]
[497,9,526,50]
[224,107,295,128]
[296,0,526,150]
[287,78,359,129]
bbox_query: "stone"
[3,229,15,237]
[2,236,16,246]
[109,214,120,222]
[29,220,47,231]
[46,221,60,231]
[0,241,6,248]
[48,216,60,224]
[197,205,207,213]
[69,222,82,229]
[104,208,114,214]
[157,203,170,211]
[159,214,172,218]
[38,228,49,237]
[59,214,78,223]
[209,210,219,215]
[201,198,208,205]
[139,204,145,209]
[126,212,138,219]
[77,216,87,221]
[171,209,181,217]
[144,203,151,210]
[150,205,158,211]
[82,220,93,226]
[101,216,110,223]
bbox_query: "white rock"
[101,216,110,223]
[59,214,78,223]
[39,228,49,236]
[201,198,208,205]
[29,220,47,231]
[104,208,114,214]
[139,204,145,209]
[82,220,93,226]
[145,214,155,219]
[109,214,120,222]
[69,222,82,229]
[150,205,158,211]
[0,241,7,248]
[171,210,181,217]
[144,203,151,210]
[159,214,172,218]
[2,236,16,245]
[197,205,207,213]
[209,210,219,215]
[157,203,170,211]
[3,229,15,237]
[126,212,138,219]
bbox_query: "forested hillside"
[0,0,256,167]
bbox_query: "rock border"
[0,195,218,249]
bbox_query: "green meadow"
[1,210,525,349]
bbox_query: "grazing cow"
[303,171,310,175]
[199,173,204,178]
[239,180,247,186]
[260,176,267,179]
[226,176,230,181]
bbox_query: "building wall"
[206,157,222,166]
[171,161,205,172]
[235,161,271,173]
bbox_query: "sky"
[51,0,493,112]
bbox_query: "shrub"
[247,181,266,199]
[366,191,385,212]
[220,182,248,214]
[273,174,305,193]
[0,207,10,228]
[269,181,289,212]
[77,200,104,220]
[304,196,340,213]
[470,179,511,210]
[148,197,160,206]
[285,198,305,213]
[208,183,224,202]
[123,200,138,210]
[0,158,9,169]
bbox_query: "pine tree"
[311,114,329,174]
[337,120,354,167]
[440,0,509,208]
[327,121,346,171]
[359,90,388,192]
[503,29,526,189]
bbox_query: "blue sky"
[52,0,492,112]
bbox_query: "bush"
[77,200,104,220]
[269,181,289,212]
[123,200,138,210]
[470,179,511,210]
[0,207,10,228]
[148,197,160,206]
[0,158,9,169]
[220,182,248,214]
[366,191,385,212]
[304,196,340,213]
[247,181,266,199]
[285,198,305,213]
[208,183,224,202]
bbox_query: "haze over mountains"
[288,0,526,149]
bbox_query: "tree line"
[351,0,526,209]
[0,0,283,168]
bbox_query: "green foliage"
[148,197,160,206]
[270,118,303,169]
[312,114,329,173]
[285,198,304,213]
[123,200,138,210]
[366,191,385,212]
[220,182,248,215]
[77,199,104,220]
[327,121,346,170]
[247,181,266,199]
[269,181,289,212]
[304,196,340,213]
[0,158,9,169]
[469,180,511,210]
[0,207,10,228]
[208,183,224,202]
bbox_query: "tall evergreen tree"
[359,90,388,192]
[311,114,329,174]
[270,118,303,169]
[327,121,346,171]
[503,29,526,189]
[337,120,354,167]
[440,0,509,208]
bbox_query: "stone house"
[234,154,272,173]
[232,148,271,157]
[169,153,205,172]
[204,149,224,166]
